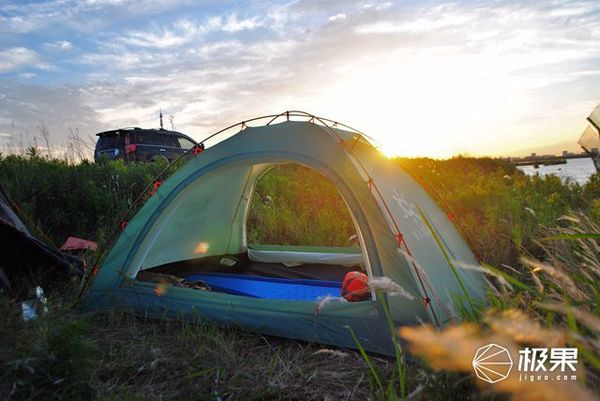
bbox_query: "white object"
[248,248,363,266]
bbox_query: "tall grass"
[0,154,169,246]
[399,200,599,398]
[398,156,599,266]
[2,153,596,257]
[0,293,398,401]
[247,163,357,246]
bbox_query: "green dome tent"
[84,112,489,355]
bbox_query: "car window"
[135,132,161,145]
[133,132,151,144]
[135,132,181,147]
[160,135,180,147]
[177,137,195,150]
[97,135,119,150]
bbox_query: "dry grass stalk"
[368,276,415,299]
[400,322,598,401]
[484,309,567,347]
[535,303,600,334]
[520,256,585,301]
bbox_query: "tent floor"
[137,253,366,301]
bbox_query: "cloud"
[0,84,108,148]
[44,40,74,51]
[0,47,46,72]
[329,13,346,22]
[19,72,37,79]
[0,0,194,35]
[355,11,472,34]
[222,15,262,32]
[85,0,125,5]
[0,1,86,34]
[361,2,393,11]
[79,50,162,71]
[95,13,262,54]
[118,19,200,49]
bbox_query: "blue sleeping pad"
[185,273,342,301]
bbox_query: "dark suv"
[94,127,198,163]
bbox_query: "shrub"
[1,297,97,400]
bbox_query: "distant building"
[562,150,568,157]
[530,153,536,158]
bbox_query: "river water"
[516,157,597,185]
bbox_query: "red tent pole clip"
[394,233,404,246]
[367,178,374,190]
[149,180,162,195]
[423,297,431,307]
[193,143,205,156]
[120,221,128,231]
[92,265,99,277]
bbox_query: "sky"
[0,0,599,158]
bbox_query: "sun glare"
[312,51,522,158]
[380,145,399,158]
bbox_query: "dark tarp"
[0,184,73,298]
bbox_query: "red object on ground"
[60,237,98,252]
[341,271,370,302]
[126,143,137,153]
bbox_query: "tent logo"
[391,189,431,240]
[472,343,513,383]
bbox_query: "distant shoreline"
[516,157,596,185]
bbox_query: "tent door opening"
[133,162,373,303]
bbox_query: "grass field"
[0,153,598,400]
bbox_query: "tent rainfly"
[84,113,490,355]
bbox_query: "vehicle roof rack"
[96,127,145,136]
